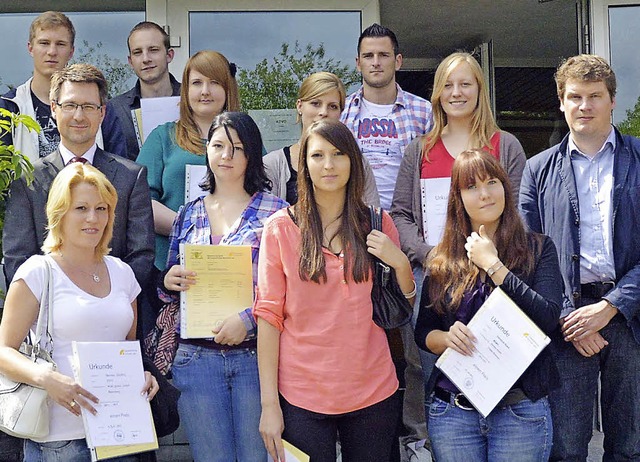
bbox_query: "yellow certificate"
[179,243,253,339]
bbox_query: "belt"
[580,281,615,299]
[433,388,475,411]
[433,387,527,412]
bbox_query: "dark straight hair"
[201,112,271,195]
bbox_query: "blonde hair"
[422,52,499,158]
[176,50,241,154]
[42,163,117,257]
[296,72,346,123]
[29,11,75,45]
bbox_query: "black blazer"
[3,148,154,286]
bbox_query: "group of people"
[0,10,637,462]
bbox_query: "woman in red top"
[391,51,526,274]
[254,120,414,462]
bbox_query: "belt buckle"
[454,393,474,411]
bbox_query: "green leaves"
[0,109,36,260]
[237,41,360,110]
[618,96,640,138]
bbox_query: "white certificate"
[72,341,155,447]
[140,96,180,143]
[185,164,208,203]
[420,177,451,246]
[435,288,550,417]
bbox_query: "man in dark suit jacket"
[3,63,154,290]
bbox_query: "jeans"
[280,392,401,462]
[549,308,640,461]
[23,439,137,462]
[171,344,265,462]
[428,395,552,462]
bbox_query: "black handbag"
[369,206,413,329]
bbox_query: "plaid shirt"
[341,83,433,153]
[162,191,288,339]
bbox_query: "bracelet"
[486,260,504,277]
[403,280,417,299]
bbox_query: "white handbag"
[0,257,56,439]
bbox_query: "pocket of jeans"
[428,396,451,417]
[172,345,197,368]
[506,397,549,423]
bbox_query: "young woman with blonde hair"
[391,52,526,273]
[0,163,158,461]
[263,71,379,205]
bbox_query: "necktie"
[68,156,88,165]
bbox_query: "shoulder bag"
[369,206,413,329]
[0,257,56,439]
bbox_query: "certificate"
[72,341,157,451]
[420,177,451,246]
[139,96,180,143]
[179,243,254,338]
[185,164,208,203]
[435,288,550,417]
[268,440,310,462]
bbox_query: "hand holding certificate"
[179,243,254,338]
[435,288,550,417]
[72,341,158,460]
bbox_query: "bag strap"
[369,205,383,232]
[32,257,54,358]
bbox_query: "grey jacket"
[390,131,526,268]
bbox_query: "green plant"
[237,41,360,110]
[618,95,640,138]
[0,108,37,261]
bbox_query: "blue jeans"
[23,439,137,462]
[427,395,552,462]
[171,344,265,462]
[549,311,640,461]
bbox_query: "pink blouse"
[254,208,400,414]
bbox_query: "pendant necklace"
[60,254,101,283]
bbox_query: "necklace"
[60,254,101,283]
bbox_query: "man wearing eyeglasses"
[0,11,126,163]
[3,63,154,295]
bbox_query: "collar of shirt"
[59,142,97,165]
[350,83,404,110]
[568,126,616,160]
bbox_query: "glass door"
[592,0,640,133]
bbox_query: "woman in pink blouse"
[254,119,415,462]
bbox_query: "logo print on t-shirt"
[357,118,398,139]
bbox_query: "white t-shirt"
[355,98,403,209]
[13,254,141,442]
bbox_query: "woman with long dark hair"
[415,149,562,461]
[255,120,414,461]
[160,112,287,461]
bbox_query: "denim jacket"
[520,128,640,344]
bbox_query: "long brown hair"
[422,52,499,159]
[428,149,535,314]
[295,120,370,283]
[176,50,240,154]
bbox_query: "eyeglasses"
[55,101,103,114]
